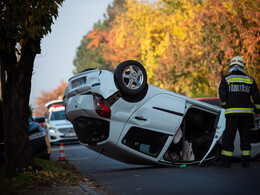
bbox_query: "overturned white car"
[63,60,260,166]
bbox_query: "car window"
[122,127,168,158]
[50,110,66,121]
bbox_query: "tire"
[114,60,147,95]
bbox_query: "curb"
[79,183,100,195]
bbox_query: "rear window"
[122,127,168,157]
[72,117,109,145]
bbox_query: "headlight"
[49,128,57,134]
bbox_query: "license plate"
[64,133,76,137]
[71,77,86,89]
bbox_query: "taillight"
[39,122,44,128]
[94,100,111,119]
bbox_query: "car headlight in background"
[49,128,57,134]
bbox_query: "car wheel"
[114,60,147,95]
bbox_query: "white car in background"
[63,60,260,166]
[45,100,77,143]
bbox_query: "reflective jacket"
[219,71,260,116]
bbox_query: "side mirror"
[35,116,45,123]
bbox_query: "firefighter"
[218,56,260,168]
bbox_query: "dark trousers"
[222,116,252,152]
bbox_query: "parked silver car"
[44,100,77,143]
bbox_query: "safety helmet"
[230,56,246,67]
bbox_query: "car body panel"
[65,94,98,122]
[28,116,50,159]
[124,94,185,134]
[65,70,118,100]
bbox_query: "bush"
[0,158,84,193]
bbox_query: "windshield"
[50,110,66,121]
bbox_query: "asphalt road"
[51,143,260,195]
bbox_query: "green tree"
[73,36,108,74]
[0,0,64,177]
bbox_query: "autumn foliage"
[34,80,67,116]
[79,0,259,97]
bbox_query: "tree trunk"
[0,38,40,177]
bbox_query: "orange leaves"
[85,28,109,50]
[34,80,67,116]
[180,0,260,95]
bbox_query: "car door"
[199,108,226,164]
[118,94,186,158]
[129,94,185,133]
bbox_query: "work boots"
[222,155,232,168]
[242,156,250,168]
[213,161,231,168]
[213,155,231,168]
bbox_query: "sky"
[30,0,114,107]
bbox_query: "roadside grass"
[0,158,85,194]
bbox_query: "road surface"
[51,143,260,195]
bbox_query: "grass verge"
[0,158,85,194]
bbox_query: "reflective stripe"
[241,150,250,156]
[250,98,260,109]
[255,104,260,109]
[227,78,253,85]
[225,75,253,85]
[221,101,226,106]
[225,107,253,114]
[222,150,233,157]
[251,97,254,103]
